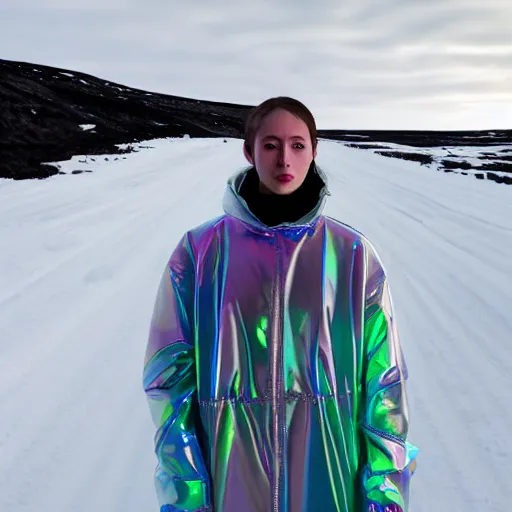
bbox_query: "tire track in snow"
[400,268,509,512]
[0,144,223,308]
[0,141,234,512]
[320,144,512,512]
[0,140,236,512]
[1,139,511,512]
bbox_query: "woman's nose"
[278,147,291,167]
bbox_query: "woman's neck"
[239,164,324,227]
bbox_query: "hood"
[222,163,330,230]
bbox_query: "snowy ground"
[337,140,512,181]
[1,138,511,512]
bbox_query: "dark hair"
[244,97,318,157]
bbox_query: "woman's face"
[244,108,317,195]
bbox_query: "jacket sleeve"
[359,243,418,512]
[143,234,211,512]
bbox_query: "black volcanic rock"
[1,58,511,183]
[1,59,252,179]
[319,129,512,148]
[441,160,473,170]
[375,151,434,166]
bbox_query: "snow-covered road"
[1,138,511,511]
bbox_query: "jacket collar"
[222,163,330,230]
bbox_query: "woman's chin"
[260,180,300,195]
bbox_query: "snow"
[340,141,512,180]
[1,138,511,512]
[59,72,74,78]
[79,124,96,131]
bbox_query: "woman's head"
[243,97,318,195]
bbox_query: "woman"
[143,97,418,512]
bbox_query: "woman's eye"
[263,142,304,150]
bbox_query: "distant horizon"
[1,1,510,131]
[3,56,510,134]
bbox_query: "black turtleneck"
[239,163,324,227]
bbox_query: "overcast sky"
[1,0,511,130]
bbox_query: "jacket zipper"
[363,423,406,446]
[272,236,284,512]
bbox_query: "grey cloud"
[0,0,510,129]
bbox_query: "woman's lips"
[275,174,294,183]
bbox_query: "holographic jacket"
[143,166,418,512]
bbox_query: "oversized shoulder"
[186,215,228,241]
[181,215,381,257]
[174,215,385,268]
[323,216,386,272]
[323,216,375,250]
[324,216,369,242]
[324,218,390,312]
[168,215,228,266]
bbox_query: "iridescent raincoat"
[143,166,418,512]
